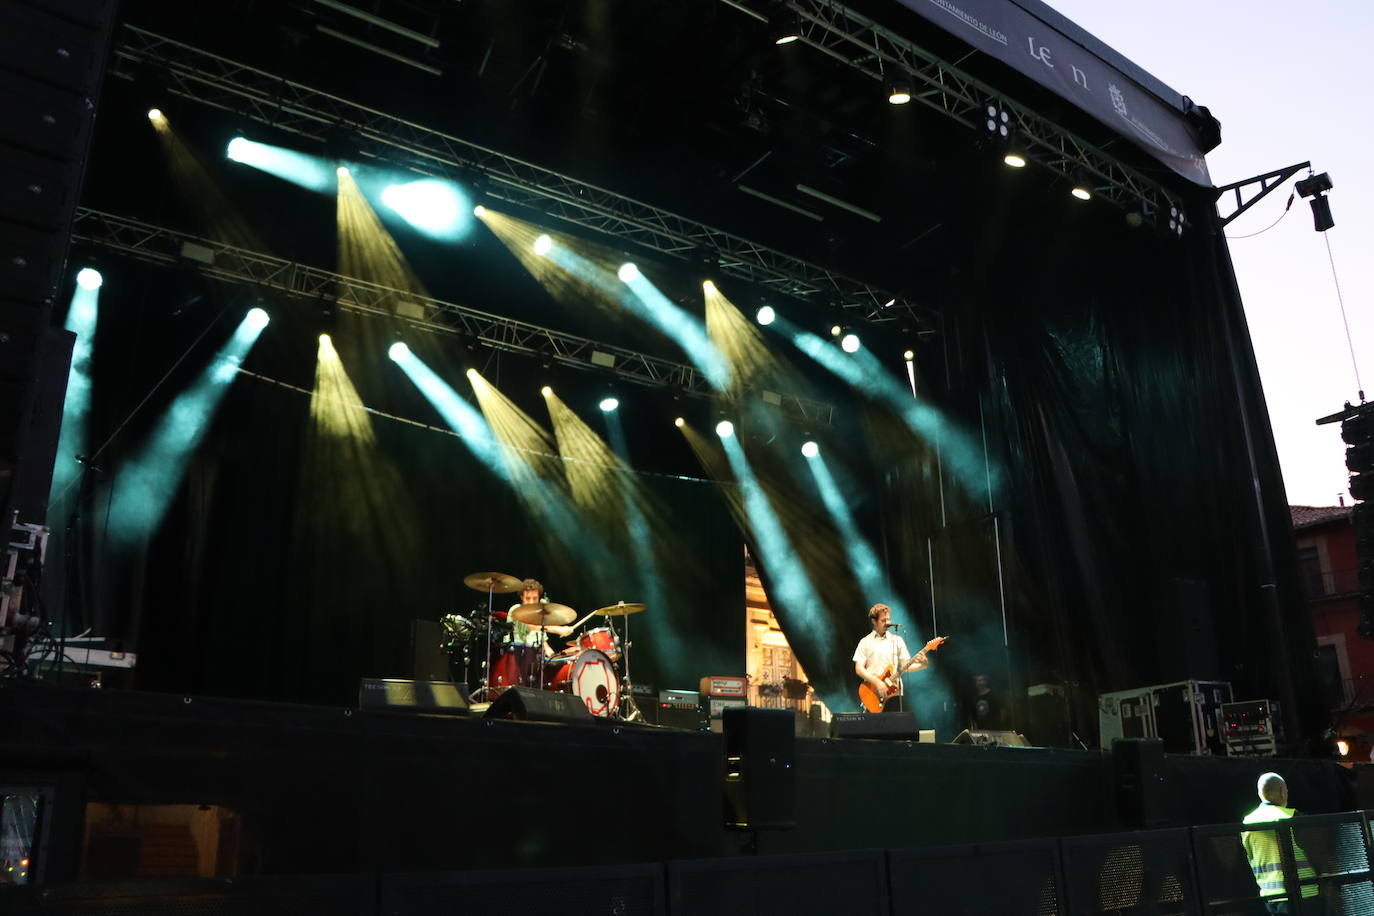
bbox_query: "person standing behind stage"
[853,603,927,709]
[1241,772,1323,914]
[509,577,574,656]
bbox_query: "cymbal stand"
[614,612,643,722]
[470,582,498,702]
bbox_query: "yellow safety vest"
[1241,803,1319,900]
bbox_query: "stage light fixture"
[886,77,912,105]
[1338,739,1350,756]
[618,262,640,283]
[674,417,685,428]
[903,349,914,361]
[801,440,819,458]
[473,205,486,217]
[716,420,735,438]
[147,108,164,122]
[465,368,478,379]
[388,341,410,361]
[830,325,842,337]
[319,333,332,345]
[75,268,103,290]
[756,305,776,326]
[1070,172,1092,201]
[226,137,249,161]
[1168,206,1188,237]
[533,234,553,255]
[770,6,801,44]
[985,104,1011,138]
[840,332,860,353]
[599,396,620,413]
[246,307,270,330]
[336,166,350,178]
[541,385,553,397]
[1003,152,1027,168]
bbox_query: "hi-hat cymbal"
[511,601,576,627]
[594,601,647,617]
[463,572,523,594]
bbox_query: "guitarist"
[853,603,928,711]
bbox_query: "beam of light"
[48,272,103,514]
[225,137,334,193]
[387,344,503,470]
[704,282,783,394]
[545,391,691,681]
[784,318,996,495]
[380,178,473,239]
[476,208,630,315]
[152,118,264,250]
[299,332,423,574]
[337,169,431,333]
[717,428,835,652]
[107,309,269,544]
[614,267,732,390]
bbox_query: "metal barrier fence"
[7,811,1374,915]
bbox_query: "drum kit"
[447,571,649,720]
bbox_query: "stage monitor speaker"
[722,707,795,830]
[484,686,593,723]
[951,729,1032,747]
[1113,737,1168,829]
[358,678,470,716]
[831,711,919,740]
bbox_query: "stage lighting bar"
[716,0,1183,220]
[73,207,835,426]
[110,25,927,327]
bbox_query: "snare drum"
[488,644,539,692]
[577,626,621,660]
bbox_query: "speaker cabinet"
[1113,737,1168,829]
[358,678,469,716]
[722,707,795,830]
[483,686,593,723]
[831,711,919,740]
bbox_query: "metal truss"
[71,209,836,424]
[112,26,925,328]
[720,0,1185,219]
[1213,162,1308,228]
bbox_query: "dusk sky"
[1044,0,1371,507]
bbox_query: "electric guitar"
[857,636,947,712]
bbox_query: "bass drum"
[567,649,619,718]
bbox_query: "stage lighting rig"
[886,75,913,105]
[1295,171,1335,232]
[769,4,801,45]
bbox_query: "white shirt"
[853,630,910,678]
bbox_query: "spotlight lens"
[801,440,819,458]
[147,108,163,121]
[715,420,734,438]
[703,279,717,294]
[674,417,685,428]
[465,368,478,379]
[841,333,860,353]
[902,349,915,361]
[618,262,640,283]
[541,385,553,396]
[888,90,911,105]
[226,137,250,162]
[1003,153,1027,168]
[336,166,350,178]
[246,307,270,330]
[1071,186,1091,201]
[533,234,553,256]
[756,305,776,326]
[388,342,410,361]
[75,267,103,290]
[599,397,620,412]
[775,34,799,45]
[319,333,332,345]
[830,325,842,337]
[473,205,486,217]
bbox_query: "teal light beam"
[226,138,334,192]
[108,308,269,545]
[48,270,103,514]
[387,344,505,473]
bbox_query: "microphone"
[887,623,904,630]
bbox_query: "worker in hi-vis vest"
[1241,772,1323,915]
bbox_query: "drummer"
[509,578,576,657]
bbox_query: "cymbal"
[463,572,523,594]
[511,601,576,627]
[594,601,647,617]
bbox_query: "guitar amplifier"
[657,689,704,731]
